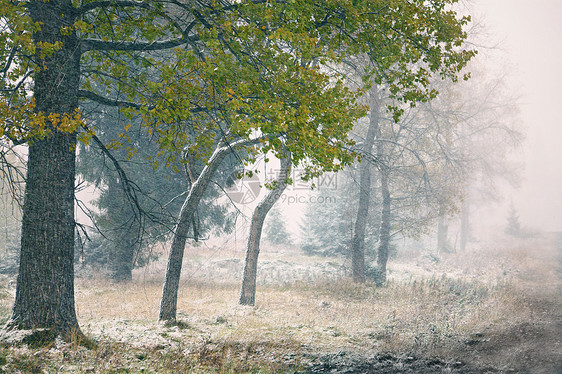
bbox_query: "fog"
[1,3,561,372]
[474,0,562,232]
[236,1,562,239]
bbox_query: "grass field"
[0,233,560,373]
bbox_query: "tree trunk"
[104,178,137,283]
[437,202,450,253]
[351,88,379,283]
[8,0,82,339]
[239,153,291,306]
[374,169,390,286]
[459,196,469,252]
[159,139,253,321]
[112,233,135,282]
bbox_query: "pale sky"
[474,0,562,232]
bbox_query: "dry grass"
[0,233,560,373]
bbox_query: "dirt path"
[301,352,485,374]
[302,234,562,374]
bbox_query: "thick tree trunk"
[374,170,390,286]
[8,0,82,338]
[239,154,291,306]
[351,88,379,283]
[159,139,253,321]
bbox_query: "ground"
[0,233,560,373]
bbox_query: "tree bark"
[239,153,291,306]
[159,139,254,321]
[351,88,379,283]
[8,0,82,338]
[374,169,390,286]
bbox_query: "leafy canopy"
[1,0,475,178]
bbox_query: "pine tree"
[77,106,236,281]
[299,170,380,257]
[505,202,521,237]
[264,205,293,246]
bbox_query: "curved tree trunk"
[351,88,379,283]
[239,153,291,306]
[8,0,82,339]
[374,169,390,286]
[159,139,255,322]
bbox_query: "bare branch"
[81,35,198,53]
[76,0,156,15]
[1,47,17,78]
[0,144,26,207]
[78,89,211,114]
[78,89,146,109]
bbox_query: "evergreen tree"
[300,169,381,257]
[264,205,293,246]
[505,202,522,237]
[77,106,236,281]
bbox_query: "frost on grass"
[0,235,560,373]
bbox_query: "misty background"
[230,1,562,240]
[474,0,562,232]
